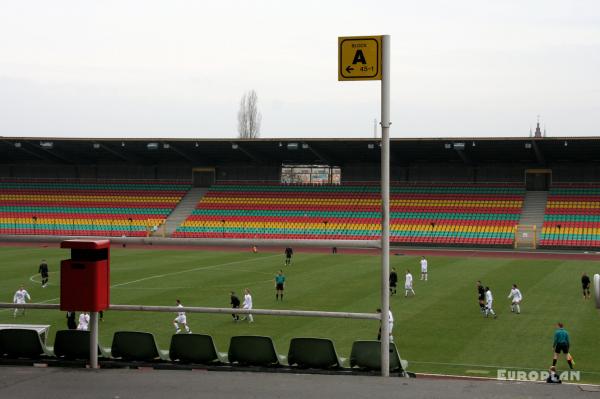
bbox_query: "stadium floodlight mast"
[339,34,391,376]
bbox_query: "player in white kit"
[77,312,90,330]
[405,269,415,297]
[388,310,394,342]
[13,285,31,317]
[376,308,395,343]
[242,288,254,323]
[173,299,191,334]
[484,287,497,318]
[420,256,428,281]
[507,284,523,314]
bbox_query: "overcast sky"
[0,0,598,139]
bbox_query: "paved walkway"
[0,367,597,399]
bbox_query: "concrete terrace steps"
[518,191,549,238]
[161,187,209,236]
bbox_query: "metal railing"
[0,303,379,320]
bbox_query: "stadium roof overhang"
[1,137,599,166]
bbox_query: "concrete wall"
[0,164,193,180]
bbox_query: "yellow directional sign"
[338,36,382,81]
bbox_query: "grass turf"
[1,245,599,383]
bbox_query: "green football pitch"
[1,245,599,383]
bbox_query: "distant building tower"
[534,115,543,138]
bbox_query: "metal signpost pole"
[90,311,99,368]
[380,34,391,377]
[594,274,600,309]
[338,33,391,376]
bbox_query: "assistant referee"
[553,322,574,369]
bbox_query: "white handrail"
[0,303,380,320]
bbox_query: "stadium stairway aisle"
[161,187,210,236]
[517,191,548,245]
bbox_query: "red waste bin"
[60,239,110,312]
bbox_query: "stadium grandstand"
[1,136,600,249]
[0,179,190,236]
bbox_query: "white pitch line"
[112,278,275,291]
[111,253,279,288]
[226,268,273,275]
[28,263,273,286]
[29,271,56,285]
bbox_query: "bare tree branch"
[237,90,261,138]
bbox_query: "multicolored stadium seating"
[0,179,190,237]
[540,184,600,248]
[389,183,523,246]
[173,182,524,247]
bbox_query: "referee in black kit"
[230,291,241,321]
[284,247,293,266]
[39,259,49,288]
[581,272,591,300]
[477,281,486,313]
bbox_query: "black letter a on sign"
[352,50,367,64]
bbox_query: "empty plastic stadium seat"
[349,340,407,373]
[53,330,104,360]
[168,334,224,365]
[0,329,49,359]
[228,336,282,367]
[287,337,343,369]
[110,331,168,362]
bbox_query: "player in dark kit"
[230,291,241,321]
[389,268,398,295]
[66,311,77,329]
[284,247,293,266]
[477,281,486,313]
[38,259,49,288]
[581,272,591,300]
